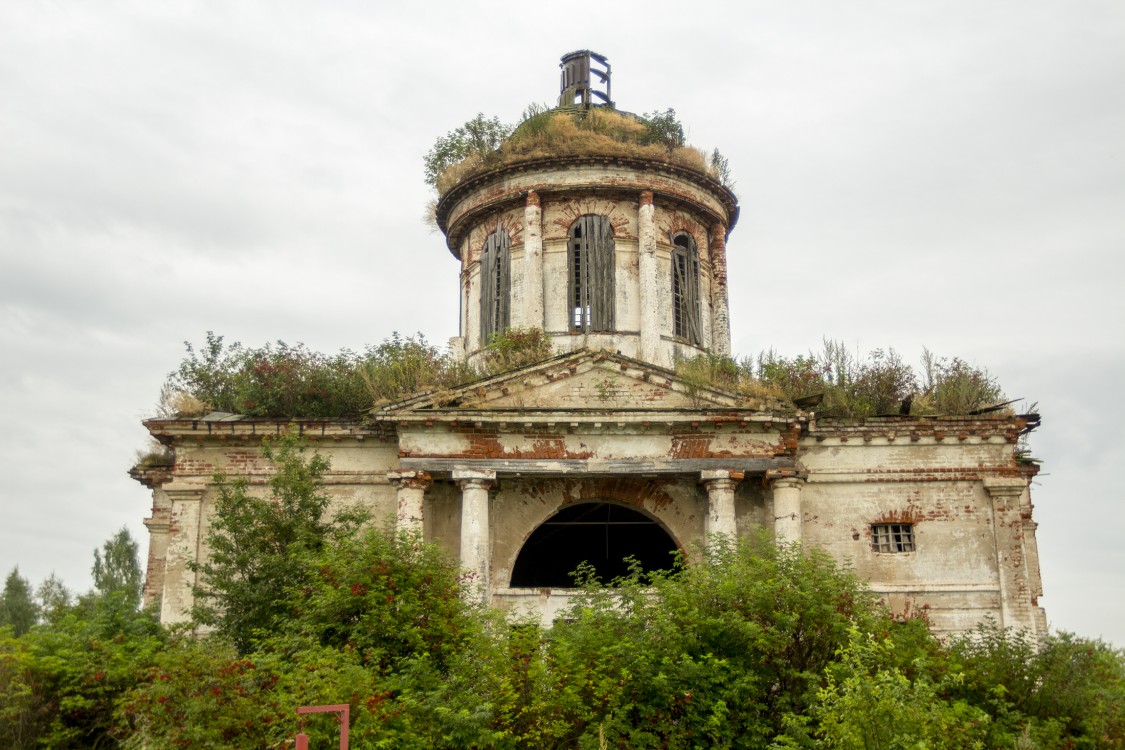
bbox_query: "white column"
[387,470,431,534]
[701,470,742,538]
[454,469,496,602]
[522,190,544,329]
[161,487,205,625]
[637,190,661,364]
[709,223,731,357]
[768,472,805,544]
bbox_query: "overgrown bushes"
[1,531,165,749]
[676,339,1008,417]
[6,440,1123,748]
[481,327,555,376]
[162,332,373,418]
[161,332,1011,420]
[159,328,563,420]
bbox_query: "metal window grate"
[871,523,915,553]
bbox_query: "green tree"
[950,622,1125,748]
[0,566,38,637]
[0,535,166,749]
[423,113,512,187]
[37,573,72,626]
[190,433,367,654]
[361,332,474,405]
[813,628,990,749]
[641,108,686,150]
[121,527,490,749]
[19,594,165,748]
[497,537,934,749]
[93,527,143,611]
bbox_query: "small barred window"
[871,523,915,553]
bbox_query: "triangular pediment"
[378,349,768,416]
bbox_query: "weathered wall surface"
[442,158,736,368]
[140,421,401,624]
[797,419,1045,636]
[137,406,1045,639]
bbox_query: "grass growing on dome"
[429,107,723,197]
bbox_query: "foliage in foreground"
[189,433,369,655]
[119,432,1124,748]
[118,537,1125,749]
[5,438,1124,747]
[1,530,164,749]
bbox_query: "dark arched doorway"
[510,502,679,587]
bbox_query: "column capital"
[639,190,654,206]
[764,469,807,488]
[526,189,540,207]
[700,469,744,491]
[387,469,432,490]
[453,468,496,489]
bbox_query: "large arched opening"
[510,502,679,587]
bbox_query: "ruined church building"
[133,52,1047,637]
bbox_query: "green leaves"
[482,327,555,376]
[640,108,686,151]
[0,530,165,749]
[679,339,1010,417]
[160,331,485,418]
[92,528,143,611]
[0,567,37,637]
[423,113,513,187]
[190,433,368,654]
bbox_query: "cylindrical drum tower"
[436,51,739,370]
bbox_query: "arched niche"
[509,502,679,588]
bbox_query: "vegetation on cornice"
[425,106,736,200]
[159,331,1017,423]
[132,439,174,468]
[156,329,556,419]
[677,339,1015,418]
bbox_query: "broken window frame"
[671,231,701,343]
[479,225,511,344]
[568,215,615,332]
[871,523,916,553]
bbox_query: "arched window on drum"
[671,231,701,344]
[480,226,510,343]
[567,215,615,332]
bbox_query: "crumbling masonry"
[133,51,1046,638]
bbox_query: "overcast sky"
[1,1,1122,642]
